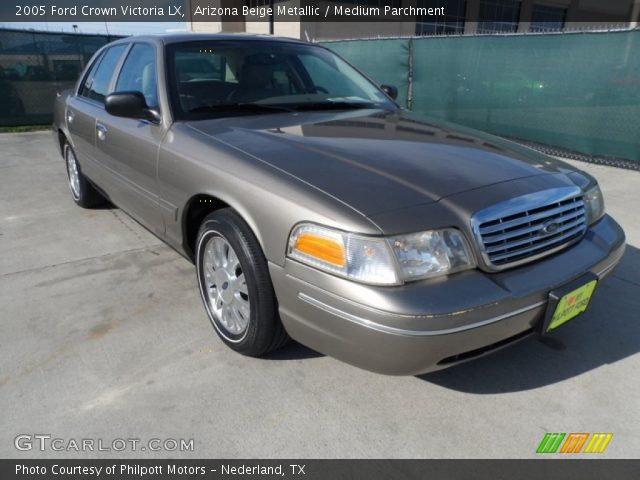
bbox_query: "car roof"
[109,32,309,48]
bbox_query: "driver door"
[93,42,166,235]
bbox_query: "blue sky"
[0,21,188,35]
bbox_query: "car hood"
[188,109,574,217]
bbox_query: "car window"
[224,64,238,83]
[175,51,225,82]
[115,43,159,109]
[297,54,360,97]
[81,44,127,104]
[173,47,246,111]
[175,48,304,110]
[78,50,105,97]
[169,42,394,119]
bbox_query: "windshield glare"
[169,41,396,118]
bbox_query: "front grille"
[471,187,587,270]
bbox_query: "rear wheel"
[64,142,105,208]
[196,208,289,356]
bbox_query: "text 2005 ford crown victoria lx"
[52,34,625,375]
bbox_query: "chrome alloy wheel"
[202,235,250,336]
[66,147,81,200]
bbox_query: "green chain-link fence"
[323,30,640,165]
[0,29,121,126]
[2,28,638,166]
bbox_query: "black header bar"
[1,0,637,23]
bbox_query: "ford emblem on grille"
[540,221,560,236]
[470,186,588,270]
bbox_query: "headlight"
[583,184,605,225]
[287,223,475,285]
[389,229,476,282]
[287,224,399,285]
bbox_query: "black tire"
[196,208,289,356]
[63,142,105,208]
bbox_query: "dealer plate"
[546,279,598,332]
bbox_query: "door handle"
[96,123,107,141]
[66,109,75,124]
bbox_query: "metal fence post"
[407,37,414,111]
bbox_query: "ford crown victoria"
[52,34,625,375]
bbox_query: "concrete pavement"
[1,131,638,458]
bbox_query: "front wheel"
[195,208,289,356]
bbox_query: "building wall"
[302,22,416,41]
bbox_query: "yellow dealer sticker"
[547,279,598,332]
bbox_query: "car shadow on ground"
[418,245,640,393]
[95,201,116,210]
[263,341,325,360]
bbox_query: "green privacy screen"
[323,31,639,163]
[0,29,121,126]
[325,38,411,108]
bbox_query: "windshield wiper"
[188,101,389,115]
[288,101,382,111]
[188,103,294,114]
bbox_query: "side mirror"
[105,91,159,122]
[381,84,398,100]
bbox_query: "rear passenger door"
[67,44,127,186]
[94,42,166,235]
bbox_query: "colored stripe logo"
[584,433,614,453]
[537,433,612,454]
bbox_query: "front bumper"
[269,215,626,375]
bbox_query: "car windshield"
[168,40,397,119]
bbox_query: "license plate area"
[539,272,599,334]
